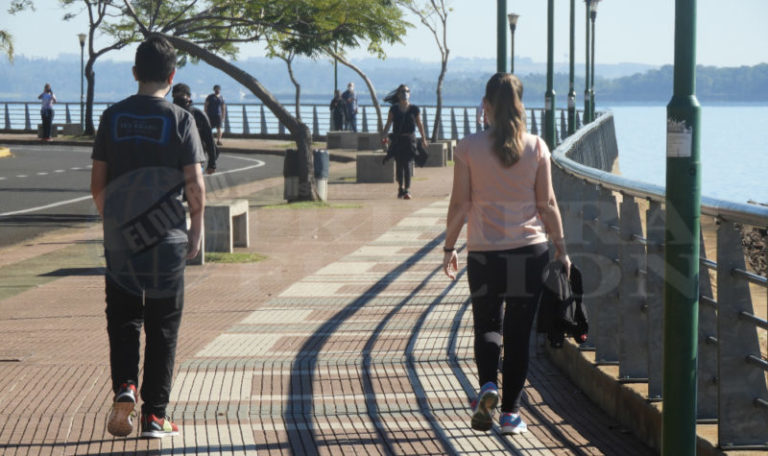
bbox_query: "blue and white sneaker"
[470,382,499,431]
[500,412,528,435]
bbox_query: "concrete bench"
[204,199,250,253]
[326,131,358,149]
[438,139,457,162]
[424,142,448,167]
[356,132,382,151]
[356,152,394,183]
[58,123,83,136]
[37,124,58,138]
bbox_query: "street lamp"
[78,33,86,132]
[568,0,576,135]
[583,0,592,123]
[507,13,519,74]
[589,0,601,121]
[544,0,556,149]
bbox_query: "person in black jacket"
[379,84,428,200]
[329,89,346,131]
[173,83,218,174]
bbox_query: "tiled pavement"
[0,146,655,455]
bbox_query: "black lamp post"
[507,13,519,74]
[78,33,86,132]
[589,0,601,121]
[568,0,576,135]
[583,0,591,123]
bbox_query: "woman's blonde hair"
[484,73,526,167]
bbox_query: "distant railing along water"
[552,112,768,451]
[1,100,582,142]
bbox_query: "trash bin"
[283,149,300,201]
[313,148,330,202]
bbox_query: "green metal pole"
[583,0,591,123]
[662,0,701,454]
[544,0,556,149]
[590,10,597,120]
[567,0,575,135]
[497,0,507,73]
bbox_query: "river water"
[605,103,767,206]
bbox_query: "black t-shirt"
[390,104,420,135]
[92,95,205,252]
[205,94,224,118]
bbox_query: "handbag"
[415,138,429,167]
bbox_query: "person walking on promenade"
[90,35,206,439]
[380,84,428,200]
[38,83,56,141]
[341,82,358,132]
[204,84,226,146]
[329,89,346,131]
[173,83,218,174]
[442,73,571,435]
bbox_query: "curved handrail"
[551,112,768,227]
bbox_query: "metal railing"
[1,100,582,142]
[552,111,768,450]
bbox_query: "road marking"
[0,195,93,218]
[54,169,65,173]
[16,175,27,178]
[210,155,266,177]
[37,172,48,176]
[0,177,5,181]
[70,167,82,171]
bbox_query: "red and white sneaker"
[107,383,137,437]
[140,413,180,438]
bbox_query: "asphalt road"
[0,143,284,248]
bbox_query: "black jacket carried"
[536,261,588,348]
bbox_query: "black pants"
[466,243,549,413]
[41,109,54,138]
[395,158,413,191]
[104,245,185,418]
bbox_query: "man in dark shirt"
[90,35,205,439]
[204,85,226,146]
[172,83,218,174]
[341,82,358,132]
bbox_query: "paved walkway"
[0,140,655,455]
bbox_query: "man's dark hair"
[135,35,176,83]
[172,83,191,98]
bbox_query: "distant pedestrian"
[38,83,56,141]
[329,89,346,131]
[173,83,218,174]
[443,73,571,435]
[204,84,226,146]
[341,82,358,132]
[90,35,206,439]
[380,84,428,200]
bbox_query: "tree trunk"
[162,33,318,201]
[84,56,97,136]
[329,51,383,132]
[432,58,447,143]
[285,59,301,121]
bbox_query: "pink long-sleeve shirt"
[453,131,550,252]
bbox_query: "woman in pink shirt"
[443,73,570,435]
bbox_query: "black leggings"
[395,158,413,191]
[467,243,549,413]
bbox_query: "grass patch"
[337,176,356,182]
[205,252,267,263]
[447,160,455,166]
[262,201,362,210]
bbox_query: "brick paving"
[0,140,655,455]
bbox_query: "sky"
[2,0,768,67]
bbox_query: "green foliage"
[0,31,13,63]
